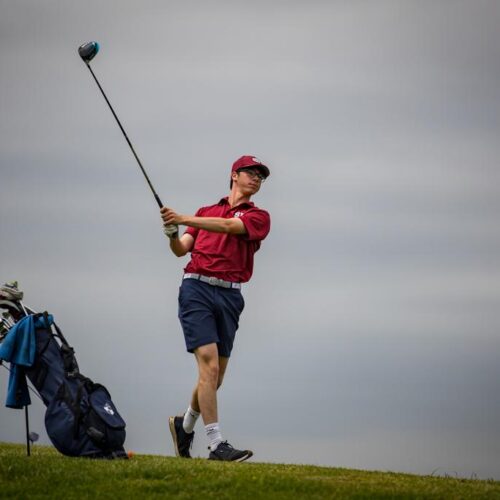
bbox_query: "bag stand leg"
[25,406,30,457]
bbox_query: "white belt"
[183,273,242,289]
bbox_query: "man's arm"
[161,207,247,235]
[170,233,195,257]
[180,215,246,235]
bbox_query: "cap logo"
[251,157,262,164]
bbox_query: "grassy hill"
[1,442,499,499]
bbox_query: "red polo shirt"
[184,197,271,283]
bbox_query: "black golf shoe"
[169,416,194,458]
[208,441,253,462]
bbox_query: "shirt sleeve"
[184,207,204,240]
[240,208,271,242]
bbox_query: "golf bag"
[0,292,127,459]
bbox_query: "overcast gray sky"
[1,0,500,480]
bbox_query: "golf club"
[78,41,163,209]
[0,321,9,341]
[1,312,15,339]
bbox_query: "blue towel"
[0,314,53,409]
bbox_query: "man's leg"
[172,283,250,461]
[193,343,220,424]
[198,288,251,461]
[170,279,217,458]
[182,355,228,436]
[191,346,250,461]
[189,355,229,414]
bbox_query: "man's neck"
[228,189,251,208]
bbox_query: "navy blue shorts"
[178,278,245,357]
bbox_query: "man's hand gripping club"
[161,207,181,240]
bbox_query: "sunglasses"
[237,167,266,182]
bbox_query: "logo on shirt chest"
[234,211,245,218]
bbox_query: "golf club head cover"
[0,281,24,301]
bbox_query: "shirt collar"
[219,196,255,209]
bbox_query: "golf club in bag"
[0,282,127,459]
[0,290,36,456]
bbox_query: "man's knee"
[201,362,219,386]
[196,345,219,387]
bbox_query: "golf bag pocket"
[45,380,126,458]
[85,385,126,450]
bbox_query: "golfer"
[160,155,270,462]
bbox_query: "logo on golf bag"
[104,403,115,415]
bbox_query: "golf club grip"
[84,63,163,209]
[155,194,164,209]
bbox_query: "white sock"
[205,423,223,451]
[183,405,200,434]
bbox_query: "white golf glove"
[163,224,179,240]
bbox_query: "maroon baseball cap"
[231,155,270,178]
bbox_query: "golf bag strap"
[56,381,87,438]
[72,382,86,438]
[40,312,80,376]
[31,360,48,390]
[61,344,79,377]
[43,312,70,347]
[73,377,99,439]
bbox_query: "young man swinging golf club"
[160,155,271,462]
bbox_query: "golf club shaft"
[84,62,163,209]
[1,317,13,328]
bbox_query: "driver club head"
[78,41,100,63]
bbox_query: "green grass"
[1,442,499,499]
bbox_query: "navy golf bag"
[0,300,127,459]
